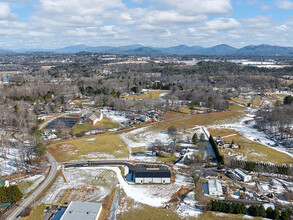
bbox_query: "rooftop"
[234,168,250,177]
[208,179,223,194]
[60,201,102,220]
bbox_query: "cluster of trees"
[229,160,292,175]
[208,200,247,214]
[0,185,23,203]
[209,135,225,164]
[151,82,171,90]
[208,200,292,220]
[255,103,293,147]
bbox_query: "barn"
[134,164,171,184]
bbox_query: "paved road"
[6,153,58,220]
[6,114,64,220]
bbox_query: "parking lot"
[45,117,80,129]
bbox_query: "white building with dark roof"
[208,179,223,196]
[134,164,171,184]
[60,201,102,220]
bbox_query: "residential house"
[84,111,103,125]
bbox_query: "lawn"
[47,134,129,161]
[231,97,262,108]
[125,90,167,100]
[208,128,293,165]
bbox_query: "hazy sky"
[1,0,293,49]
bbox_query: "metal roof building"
[208,179,223,196]
[234,168,252,182]
[60,201,102,220]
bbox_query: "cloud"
[276,0,293,10]
[203,18,240,30]
[260,5,271,11]
[157,0,232,15]
[0,2,17,20]
[243,16,272,29]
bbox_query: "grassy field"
[231,97,262,108]
[163,111,186,120]
[72,118,120,135]
[175,107,192,114]
[48,134,129,161]
[125,90,167,100]
[228,102,247,111]
[199,212,262,220]
[208,128,293,165]
[154,111,243,131]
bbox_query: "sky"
[1,0,293,49]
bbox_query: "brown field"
[47,134,129,161]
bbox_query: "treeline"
[151,81,171,90]
[209,135,225,164]
[208,200,292,220]
[230,160,293,175]
[0,185,23,203]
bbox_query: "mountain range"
[2,44,293,56]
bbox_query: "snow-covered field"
[0,146,23,176]
[119,126,173,149]
[102,109,129,124]
[41,167,118,204]
[209,111,293,159]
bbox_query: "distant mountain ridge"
[4,44,293,56]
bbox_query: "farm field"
[47,134,128,161]
[208,128,293,165]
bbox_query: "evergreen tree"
[192,133,198,144]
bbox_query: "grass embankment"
[21,204,47,220]
[48,134,129,161]
[208,128,293,165]
[125,90,167,100]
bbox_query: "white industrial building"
[60,201,102,220]
[234,168,252,182]
[208,179,223,196]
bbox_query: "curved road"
[6,114,64,220]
